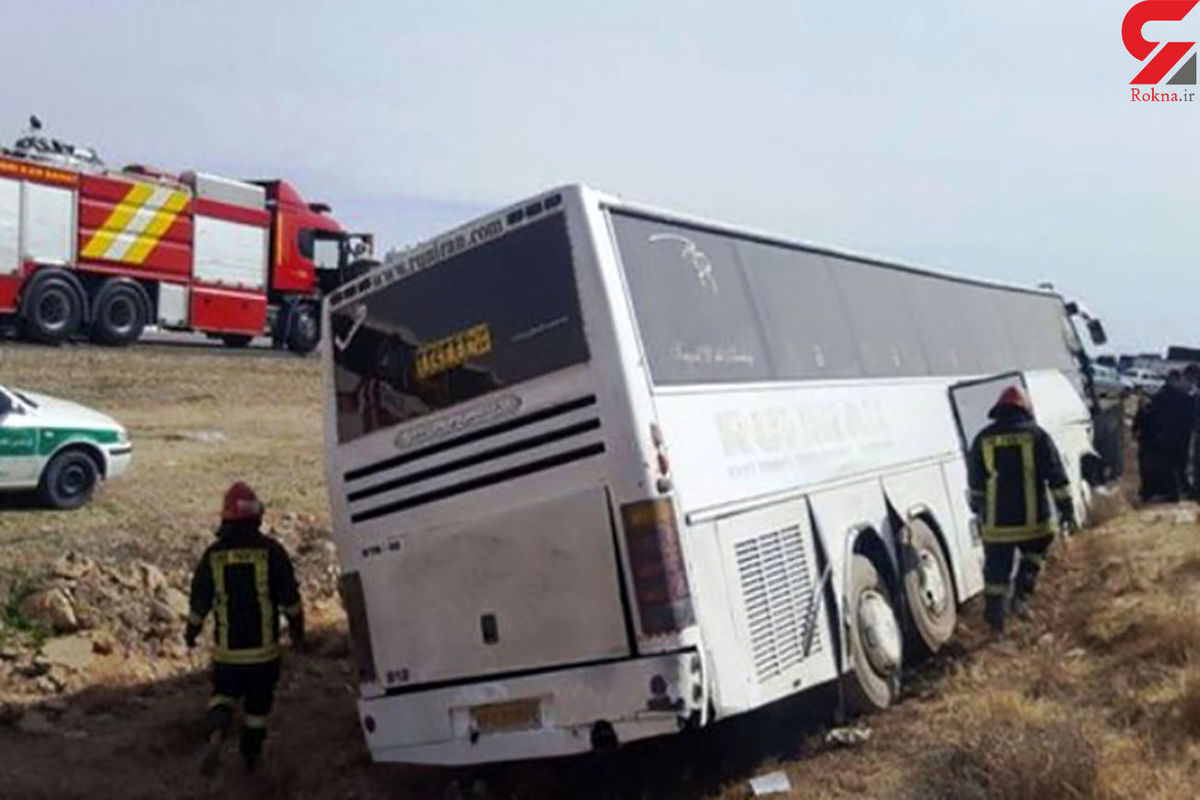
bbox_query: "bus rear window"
[330,213,589,444]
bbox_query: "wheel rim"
[106,295,137,335]
[58,462,90,498]
[295,308,317,344]
[859,589,902,675]
[39,289,71,333]
[917,548,949,616]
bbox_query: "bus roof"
[327,184,1065,312]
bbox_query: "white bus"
[321,185,1105,765]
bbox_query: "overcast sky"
[1,0,1195,353]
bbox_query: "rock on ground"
[18,588,79,633]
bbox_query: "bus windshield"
[328,213,589,444]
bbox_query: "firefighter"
[185,482,305,775]
[967,386,1075,635]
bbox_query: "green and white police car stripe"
[0,427,122,457]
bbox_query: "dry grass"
[903,694,1098,800]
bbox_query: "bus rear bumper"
[358,650,702,765]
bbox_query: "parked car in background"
[1091,364,1126,400]
[1122,368,1164,394]
[0,385,130,508]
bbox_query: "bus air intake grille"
[344,394,598,483]
[734,525,821,684]
[349,443,606,523]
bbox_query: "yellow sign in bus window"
[415,323,492,380]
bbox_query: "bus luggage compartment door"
[359,486,631,691]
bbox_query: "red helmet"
[221,481,263,522]
[994,385,1033,415]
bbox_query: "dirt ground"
[1,344,1198,800]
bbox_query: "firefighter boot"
[984,595,1006,638]
[240,726,267,773]
[201,703,233,776]
[1012,594,1032,621]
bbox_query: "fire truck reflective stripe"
[80,185,191,265]
[81,183,155,258]
[104,186,178,261]
[124,190,190,264]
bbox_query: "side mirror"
[1087,319,1108,346]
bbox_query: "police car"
[0,384,131,509]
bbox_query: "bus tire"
[38,448,100,510]
[284,301,320,354]
[843,554,902,714]
[22,272,84,345]
[900,518,957,657]
[90,280,147,346]
[220,334,254,348]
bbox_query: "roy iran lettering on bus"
[716,398,890,458]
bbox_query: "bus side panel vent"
[735,525,820,684]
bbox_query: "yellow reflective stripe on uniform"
[209,694,236,709]
[981,521,1055,543]
[1020,435,1036,525]
[255,552,273,654]
[210,548,273,660]
[1021,551,1047,567]
[982,438,998,530]
[981,432,1037,530]
[212,643,280,665]
[211,551,230,655]
[984,583,1010,597]
[244,714,269,729]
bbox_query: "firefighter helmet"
[993,385,1033,415]
[221,481,263,522]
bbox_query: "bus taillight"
[620,498,695,636]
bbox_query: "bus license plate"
[470,699,542,733]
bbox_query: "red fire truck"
[0,121,373,353]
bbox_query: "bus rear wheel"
[843,554,902,714]
[900,519,957,657]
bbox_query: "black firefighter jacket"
[188,522,303,664]
[967,410,1072,542]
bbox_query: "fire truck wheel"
[285,302,320,354]
[38,449,100,510]
[23,275,83,345]
[90,281,147,346]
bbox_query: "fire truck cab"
[0,121,372,353]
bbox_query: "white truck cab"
[0,385,131,508]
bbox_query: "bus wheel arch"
[843,530,903,714]
[899,512,958,657]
